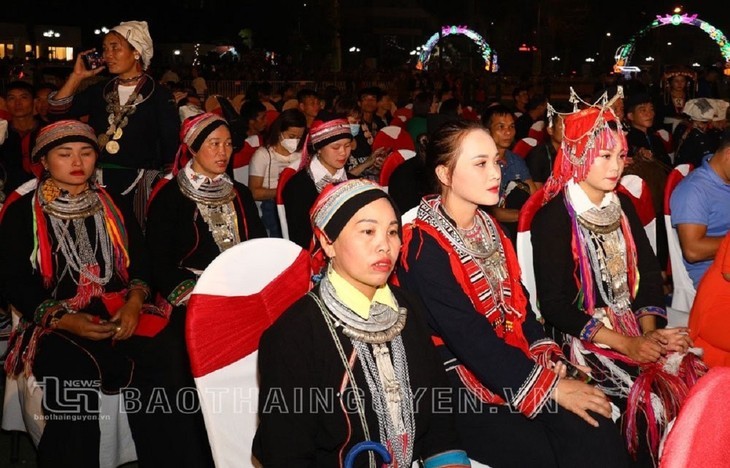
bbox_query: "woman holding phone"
[48,20,179,225]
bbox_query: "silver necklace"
[581,224,632,313]
[46,202,114,290]
[576,198,622,234]
[177,169,235,206]
[314,275,415,467]
[177,170,240,252]
[41,187,102,220]
[319,272,406,343]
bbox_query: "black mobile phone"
[82,51,103,70]
[551,355,593,384]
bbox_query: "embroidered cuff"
[510,363,560,419]
[634,306,667,320]
[127,279,151,300]
[167,279,196,306]
[423,450,471,468]
[579,317,604,341]
[529,338,563,369]
[47,90,74,111]
[34,300,73,328]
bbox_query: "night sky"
[1,0,728,69]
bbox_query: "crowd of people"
[0,17,727,468]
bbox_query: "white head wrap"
[710,99,729,122]
[111,20,153,70]
[682,98,715,122]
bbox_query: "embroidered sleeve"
[634,306,666,320]
[167,279,196,306]
[34,299,69,328]
[423,450,471,468]
[579,317,604,341]
[128,279,151,300]
[47,90,74,114]
[529,338,563,369]
[509,363,559,419]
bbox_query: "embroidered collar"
[309,156,347,186]
[567,180,616,215]
[183,159,231,190]
[328,266,397,320]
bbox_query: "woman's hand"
[621,335,664,363]
[645,327,693,354]
[109,294,143,341]
[552,378,612,427]
[56,313,117,340]
[72,49,106,80]
[551,359,568,378]
[371,147,389,170]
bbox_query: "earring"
[134,54,140,60]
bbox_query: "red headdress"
[542,88,627,204]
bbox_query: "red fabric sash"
[100,291,170,338]
[186,248,311,378]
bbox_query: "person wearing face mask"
[334,96,388,181]
[249,109,307,237]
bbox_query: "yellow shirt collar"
[328,267,397,320]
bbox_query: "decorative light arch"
[417,25,498,72]
[613,12,730,75]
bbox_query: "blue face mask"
[350,124,361,137]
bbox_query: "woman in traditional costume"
[254,179,470,468]
[0,120,154,466]
[530,98,705,466]
[398,119,628,467]
[142,112,266,467]
[48,20,179,224]
[282,115,354,248]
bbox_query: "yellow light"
[673,7,681,13]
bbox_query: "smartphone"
[82,51,103,70]
[551,355,593,384]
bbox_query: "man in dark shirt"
[625,93,672,168]
[525,102,569,189]
[623,93,674,272]
[0,81,44,197]
[514,94,547,142]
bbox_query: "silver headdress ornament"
[547,86,624,127]
[546,86,624,166]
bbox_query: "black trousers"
[457,402,630,468]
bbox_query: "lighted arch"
[613,12,730,75]
[417,25,498,72]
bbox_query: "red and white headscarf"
[542,105,627,204]
[298,116,352,171]
[172,112,228,174]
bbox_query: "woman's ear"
[318,232,336,258]
[435,164,451,188]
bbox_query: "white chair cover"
[186,238,310,467]
[664,164,696,312]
